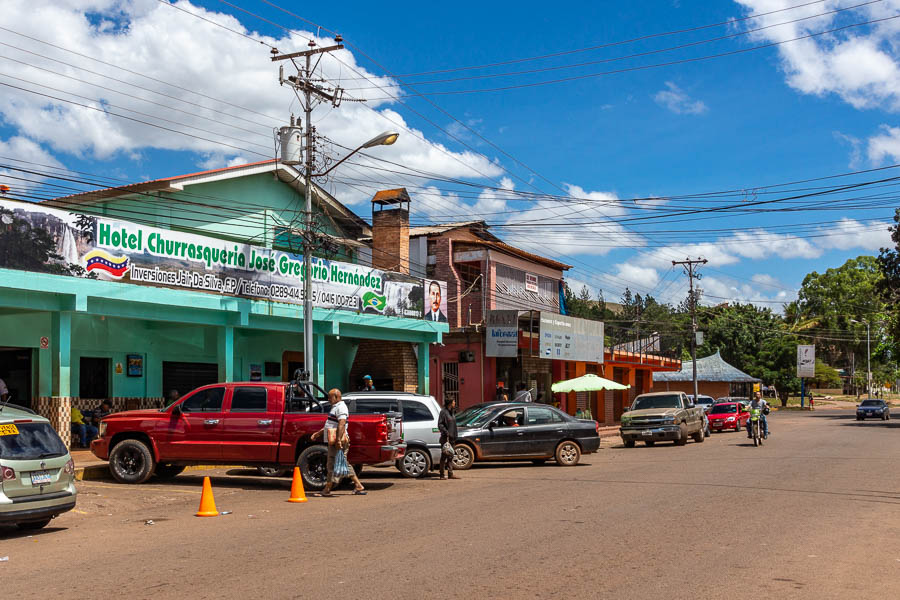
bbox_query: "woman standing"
[438,397,460,480]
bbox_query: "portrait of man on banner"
[424,279,448,322]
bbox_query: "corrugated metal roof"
[408,221,487,236]
[653,350,760,383]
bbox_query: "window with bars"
[442,362,459,406]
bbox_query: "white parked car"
[344,392,443,478]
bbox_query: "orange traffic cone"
[196,476,219,517]
[287,467,308,503]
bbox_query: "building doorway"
[162,361,218,401]
[79,357,110,400]
[0,348,32,408]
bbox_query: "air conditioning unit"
[459,351,475,363]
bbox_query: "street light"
[313,131,400,177]
[851,319,871,399]
[300,131,399,386]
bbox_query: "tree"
[878,210,900,359]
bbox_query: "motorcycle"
[749,408,765,447]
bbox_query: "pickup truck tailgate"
[385,411,403,446]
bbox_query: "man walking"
[312,388,366,497]
[438,397,460,480]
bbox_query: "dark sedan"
[451,402,601,469]
[856,399,891,421]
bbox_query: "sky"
[2,0,900,310]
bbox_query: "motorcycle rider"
[747,391,769,439]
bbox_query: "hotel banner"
[0,199,443,320]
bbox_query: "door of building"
[162,361,219,400]
[0,348,32,409]
[79,357,110,400]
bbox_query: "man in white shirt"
[312,388,366,497]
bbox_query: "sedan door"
[221,385,282,462]
[480,408,527,457]
[523,406,566,456]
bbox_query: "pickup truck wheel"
[555,441,581,466]
[692,428,705,443]
[398,448,431,478]
[109,439,155,484]
[674,431,687,446]
[452,444,475,470]
[297,445,329,491]
[154,464,186,479]
[623,440,635,448]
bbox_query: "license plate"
[30,470,52,485]
[641,430,653,436]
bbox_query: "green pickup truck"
[620,391,706,447]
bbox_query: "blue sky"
[2,0,900,308]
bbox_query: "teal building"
[0,160,446,444]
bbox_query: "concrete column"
[218,325,235,382]
[417,342,430,395]
[315,334,326,387]
[51,311,72,397]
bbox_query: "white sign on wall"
[525,272,539,293]
[797,345,815,378]
[539,313,604,363]
[486,310,519,357]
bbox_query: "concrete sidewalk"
[70,448,110,480]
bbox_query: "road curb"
[75,464,246,481]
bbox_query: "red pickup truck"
[90,381,403,490]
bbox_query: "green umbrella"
[551,373,630,393]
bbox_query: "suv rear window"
[0,422,68,460]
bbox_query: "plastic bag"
[334,448,350,479]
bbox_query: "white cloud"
[0,136,65,194]
[653,82,708,115]
[825,217,892,250]
[0,0,502,196]
[734,0,900,111]
[867,124,900,163]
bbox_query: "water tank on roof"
[279,125,303,165]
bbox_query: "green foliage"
[812,359,841,388]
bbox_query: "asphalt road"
[2,409,899,599]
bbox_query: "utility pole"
[272,38,345,385]
[672,258,708,403]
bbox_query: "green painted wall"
[81,173,352,261]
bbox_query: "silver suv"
[1,404,77,531]
[344,392,442,479]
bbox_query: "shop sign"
[525,272,538,293]
[540,313,604,363]
[486,310,519,357]
[0,199,445,320]
[797,345,815,378]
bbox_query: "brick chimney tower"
[371,188,410,274]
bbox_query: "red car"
[706,402,749,432]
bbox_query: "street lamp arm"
[311,131,399,178]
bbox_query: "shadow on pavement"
[127,471,396,492]
[841,420,900,428]
[0,525,67,539]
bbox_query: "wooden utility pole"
[672,258,708,402]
